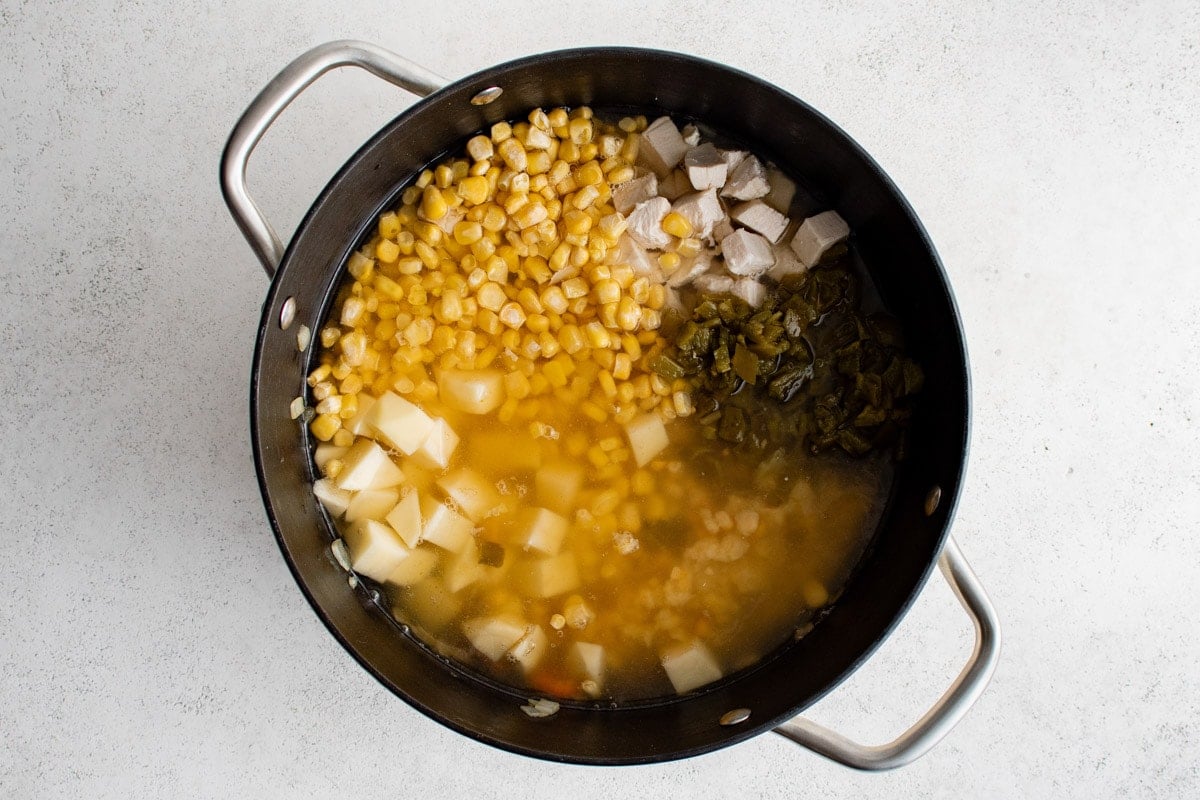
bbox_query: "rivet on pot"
[719,708,751,726]
[471,86,503,105]
[279,296,296,330]
[924,485,942,517]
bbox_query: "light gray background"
[2,1,1197,797]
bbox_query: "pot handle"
[220,40,448,278]
[773,536,1000,770]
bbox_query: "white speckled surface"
[2,1,1198,796]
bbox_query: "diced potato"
[571,641,605,684]
[507,624,548,673]
[437,368,505,415]
[444,539,485,593]
[463,615,528,661]
[344,393,377,436]
[437,467,502,522]
[365,391,436,455]
[313,444,348,470]
[562,594,595,630]
[467,430,543,474]
[385,489,422,548]
[623,413,670,467]
[535,460,584,515]
[660,640,723,694]
[409,417,459,470]
[419,495,476,553]
[401,577,463,631]
[518,552,580,598]
[312,478,351,517]
[344,487,399,523]
[335,439,405,491]
[383,545,437,587]
[510,507,569,555]
[342,519,413,583]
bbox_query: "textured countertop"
[2,1,1198,797]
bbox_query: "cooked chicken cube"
[666,251,714,288]
[680,123,701,147]
[612,173,658,215]
[721,229,775,277]
[730,199,790,244]
[730,278,767,308]
[764,168,797,213]
[639,116,688,174]
[721,155,770,201]
[671,189,726,240]
[683,143,728,191]
[790,210,850,267]
[692,273,736,295]
[657,169,693,202]
[765,243,807,282]
[626,197,672,250]
[720,149,748,174]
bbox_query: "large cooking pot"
[221,41,999,768]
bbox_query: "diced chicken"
[613,233,660,278]
[683,143,728,191]
[730,278,767,308]
[639,116,689,174]
[657,169,693,202]
[709,217,734,244]
[623,412,670,467]
[611,173,658,214]
[720,149,748,174]
[312,478,351,517]
[764,168,797,213]
[721,155,770,201]
[692,273,736,295]
[730,200,790,244]
[385,488,422,547]
[790,210,850,267]
[626,197,672,250]
[661,640,723,694]
[666,251,714,288]
[463,615,528,661]
[344,487,399,523]
[671,189,726,240]
[765,243,807,282]
[680,123,701,147]
[721,229,776,277]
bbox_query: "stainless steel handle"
[220,40,448,278]
[774,536,1000,770]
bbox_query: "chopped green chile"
[668,263,923,458]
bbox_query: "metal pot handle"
[774,536,1000,770]
[220,40,447,278]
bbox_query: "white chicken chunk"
[720,149,748,174]
[790,210,850,267]
[671,189,726,239]
[626,196,672,250]
[666,251,714,288]
[614,233,660,278]
[639,116,689,174]
[692,273,736,295]
[730,277,767,308]
[765,243,808,282]
[657,169,693,201]
[764,168,797,213]
[611,173,658,215]
[730,200,790,244]
[680,123,701,146]
[720,229,775,277]
[721,155,770,201]
[683,143,728,191]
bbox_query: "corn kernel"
[673,391,693,416]
[504,369,531,400]
[657,252,682,272]
[310,413,340,442]
[587,444,609,467]
[498,138,527,171]
[583,321,611,349]
[419,185,448,221]
[575,161,604,186]
[613,352,632,380]
[499,302,527,330]
[558,324,585,354]
[375,239,400,263]
[661,211,693,238]
[598,369,617,399]
[466,135,493,161]
[453,220,483,246]
[513,202,549,230]
[561,277,589,299]
[593,278,621,305]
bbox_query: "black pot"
[222,41,999,768]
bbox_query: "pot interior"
[251,47,969,764]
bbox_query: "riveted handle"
[774,537,1001,770]
[221,40,447,278]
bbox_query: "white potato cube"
[790,210,851,268]
[764,168,797,213]
[344,393,376,436]
[419,495,476,553]
[766,243,808,282]
[512,507,569,555]
[639,116,688,174]
[721,229,776,277]
[335,439,405,491]
[683,143,728,191]
[401,577,463,631]
[730,199,790,244]
[437,467,502,522]
[410,417,459,471]
[730,278,767,308]
[384,545,437,587]
[721,155,770,200]
[571,641,605,684]
[312,478,351,517]
[313,444,348,470]
[671,189,726,239]
[443,539,484,593]
[437,369,505,415]
[344,487,399,523]
[661,640,723,694]
[507,624,548,673]
[611,173,658,214]
[519,552,580,598]
[536,459,584,515]
[365,391,435,455]
[624,412,670,467]
[342,519,412,583]
[385,489,422,547]
[626,197,672,250]
[463,615,529,661]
